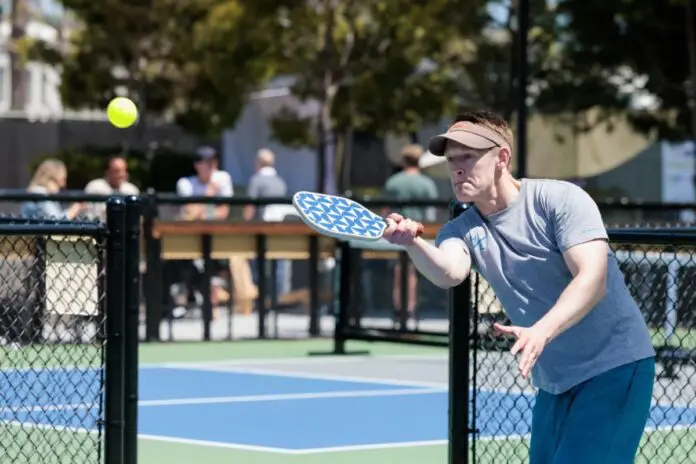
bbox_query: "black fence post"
[308,240,368,356]
[142,188,161,342]
[334,240,352,354]
[104,196,126,464]
[449,201,471,464]
[123,196,141,464]
[398,251,409,331]
[256,234,268,339]
[308,235,321,337]
[201,234,213,341]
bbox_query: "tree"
[203,0,490,192]
[29,0,279,136]
[533,0,696,140]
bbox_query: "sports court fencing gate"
[466,228,696,464]
[0,197,141,464]
[330,202,696,464]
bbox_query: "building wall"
[0,115,203,189]
[0,17,76,116]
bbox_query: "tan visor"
[428,121,509,156]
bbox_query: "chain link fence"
[0,198,139,464]
[0,229,106,463]
[469,231,696,464]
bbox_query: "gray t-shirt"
[248,167,287,220]
[384,171,439,221]
[436,179,655,394]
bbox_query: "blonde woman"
[21,159,83,219]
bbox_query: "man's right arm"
[405,236,471,289]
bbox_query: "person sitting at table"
[176,146,233,220]
[169,147,233,319]
[83,155,140,221]
[21,159,84,220]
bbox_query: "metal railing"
[0,189,693,344]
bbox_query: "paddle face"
[292,191,387,241]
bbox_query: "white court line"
[170,364,449,389]
[2,418,694,456]
[0,419,94,435]
[0,402,96,414]
[139,422,696,455]
[164,364,541,398]
[149,352,448,369]
[0,352,449,374]
[137,434,297,454]
[288,439,448,454]
[0,388,443,414]
[138,388,443,407]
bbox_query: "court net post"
[308,239,369,356]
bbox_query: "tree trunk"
[9,0,29,111]
[317,0,337,194]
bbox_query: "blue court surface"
[1,365,695,453]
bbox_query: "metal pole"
[201,234,213,341]
[308,235,321,336]
[516,0,530,179]
[123,196,141,464]
[142,189,161,342]
[449,201,471,464]
[256,235,268,339]
[104,197,126,464]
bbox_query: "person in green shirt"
[383,144,439,323]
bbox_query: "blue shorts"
[530,356,655,464]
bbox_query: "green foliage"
[29,147,196,192]
[30,0,280,136]
[229,0,491,145]
[268,106,317,148]
[534,0,696,139]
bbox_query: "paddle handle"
[382,218,425,237]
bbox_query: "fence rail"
[0,189,694,345]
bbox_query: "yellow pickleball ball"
[107,97,138,128]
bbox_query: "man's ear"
[497,147,512,170]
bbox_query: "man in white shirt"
[84,156,140,220]
[176,146,233,220]
[170,146,233,318]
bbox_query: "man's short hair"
[453,110,514,150]
[105,155,126,171]
[194,146,217,162]
[257,149,275,167]
[400,144,423,168]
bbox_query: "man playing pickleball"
[382,110,656,464]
